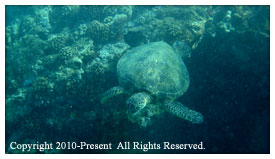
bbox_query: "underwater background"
[5,5,270,154]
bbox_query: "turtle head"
[126,92,151,116]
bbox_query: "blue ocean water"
[5,5,270,154]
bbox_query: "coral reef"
[103,6,133,19]
[77,40,97,64]
[5,6,270,154]
[80,6,104,21]
[6,88,32,123]
[59,46,77,61]
[87,13,129,44]
[32,77,52,94]
[85,42,129,78]
[87,20,110,44]
[49,6,81,32]
[108,14,128,41]
[47,33,71,53]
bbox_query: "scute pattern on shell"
[117,41,189,101]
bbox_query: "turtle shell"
[117,41,189,101]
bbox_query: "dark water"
[5,5,270,154]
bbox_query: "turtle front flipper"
[166,102,203,124]
[100,86,125,104]
[127,92,151,116]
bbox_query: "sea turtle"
[101,41,203,126]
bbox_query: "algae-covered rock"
[6,88,32,123]
[41,54,59,68]
[32,77,51,94]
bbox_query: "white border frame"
[1,0,272,159]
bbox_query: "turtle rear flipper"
[166,102,203,124]
[127,92,151,116]
[100,86,125,104]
